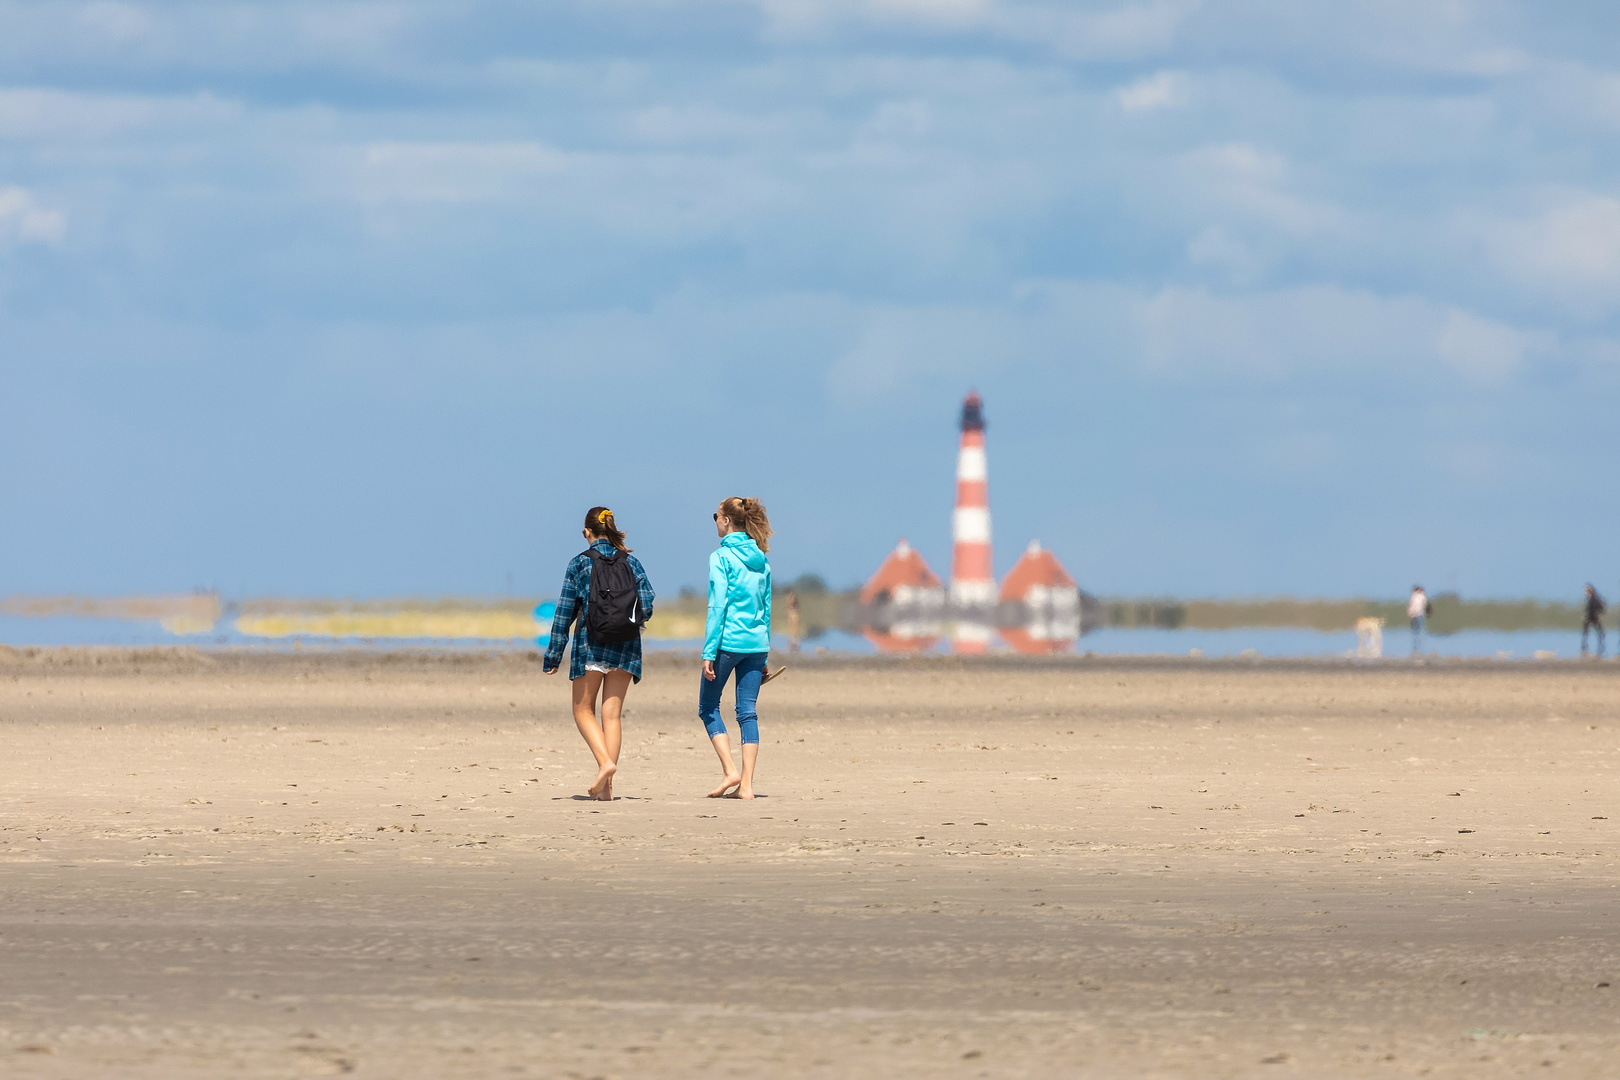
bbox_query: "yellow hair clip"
[598,509,612,524]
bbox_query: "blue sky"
[3,0,1619,600]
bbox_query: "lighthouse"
[851,391,1097,655]
[950,391,995,610]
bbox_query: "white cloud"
[749,0,988,38]
[340,137,801,243]
[1434,308,1548,381]
[826,303,1020,402]
[1203,1,1533,78]
[1430,434,1541,488]
[354,141,570,203]
[0,88,240,140]
[749,0,1195,57]
[1449,47,1532,77]
[1185,226,1260,281]
[1000,0,1195,59]
[0,1,421,72]
[1114,70,1188,112]
[825,281,1543,404]
[1177,142,1343,238]
[76,1,154,42]
[1246,429,1343,478]
[297,3,410,50]
[867,0,991,24]
[1131,285,1527,383]
[1191,142,1285,183]
[0,187,65,246]
[622,103,773,146]
[1133,284,1401,379]
[1486,193,1620,312]
[1544,63,1620,131]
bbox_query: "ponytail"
[584,506,632,553]
[719,496,772,553]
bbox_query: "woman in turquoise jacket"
[700,496,773,799]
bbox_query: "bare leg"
[571,672,616,797]
[596,669,632,801]
[734,742,759,799]
[707,731,741,797]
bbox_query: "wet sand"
[1,649,1617,1078]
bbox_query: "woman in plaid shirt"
[542,507,656,801]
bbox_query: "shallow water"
[776,626,1604,660]
[2,614,1605,661]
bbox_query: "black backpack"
[584,548,644,644]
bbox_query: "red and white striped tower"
[950,391,995,614]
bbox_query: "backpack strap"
[581,548,604,600]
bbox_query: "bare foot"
[596,778,613,802]
[707,773,741,798]
[730,786,756,800]
[587,761,617,798]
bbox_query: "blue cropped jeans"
[699,650,766,744]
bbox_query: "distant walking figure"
[1582,584,1606,657]
[700,497,773,799]
[1408,585,1429,655]
[784,588,802,653]
[542,507,655,801]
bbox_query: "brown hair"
[584,506,632,552]
[719,496,772,553]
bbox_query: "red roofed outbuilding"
[998,540,1082,654]
[859,539,945,652]
[860,539,943,605]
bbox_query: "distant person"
[542,507,655,801]
[700,497,773,799]
[1582,584,1606,657]
[1408,585,1429,655]
[784,588,801,653]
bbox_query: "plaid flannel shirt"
[542,540,656,682]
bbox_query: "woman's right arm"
[702,551,727,665]
[542,560,581,673]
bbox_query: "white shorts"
[583,662,621,675]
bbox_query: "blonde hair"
[584,506,632,553]
[720,496,772,553]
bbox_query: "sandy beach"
[1,649,1616,1078]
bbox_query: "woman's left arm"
[542,559,583,673]
[762,563,772,637]
[702,550,728,675]
[630,554,655,623]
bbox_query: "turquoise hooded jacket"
[703,531,772,660]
